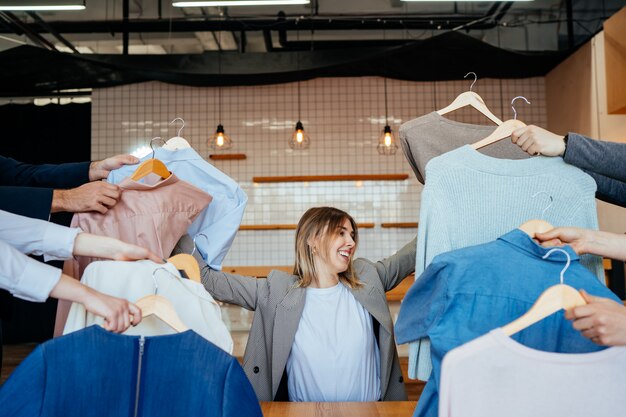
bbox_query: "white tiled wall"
[91,76,547,266]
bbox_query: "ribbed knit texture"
[408,145,604,380]
[399,112,529,184]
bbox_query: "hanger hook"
[511,96,531,120]
[542,248,571,285]
[191,233,210,257]
[170,117,185,137]
[149,137,164,159]
[151,268,162,295]
[152,266,184,295]
[464,72,477,92]
[531,191,553,220]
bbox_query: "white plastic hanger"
[502,248,586,336]
[130,137,171,181]
[471,96,530,150]
[518,192,555,238]
[437,72,503,125]
[162,117,192,151]
[135,267,189,332]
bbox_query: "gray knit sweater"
[399,112,529,184]
[565,132,626,208]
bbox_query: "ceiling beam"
[27,11,78,53]
[0,15,495,34]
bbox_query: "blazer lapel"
[271,285,306,396]
[349,280,393,336]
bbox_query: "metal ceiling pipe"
[0,15,496,34]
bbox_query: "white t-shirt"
[440,328,626,417]
[286,282,381,402]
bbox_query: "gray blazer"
[173,236,417,402]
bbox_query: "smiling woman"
[171,206,417,403]
[293,207,361,290]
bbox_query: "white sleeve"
[0,209,81,261]
[0,239,62,302]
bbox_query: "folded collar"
[498,228,580,263]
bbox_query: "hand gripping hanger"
[130,137,171,181]
[437,72,503,125]
[135,267,189,332]
[162,117,192,151]
[502,248,586,336]
[471,96,530,150]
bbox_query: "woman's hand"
[50,274,142,333]
[566,290,626,346]
[535,227,626,261]
[534,227,592,254]
[511,125,566,157]
[73,233,164,264]
[81,287,143,333]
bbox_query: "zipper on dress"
[133,336,146,417]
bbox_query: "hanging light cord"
[382,23,389,126]
[384,77,389,125]
[218,27,222,124]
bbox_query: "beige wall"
[546,31,626,233]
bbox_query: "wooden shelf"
[223,266,414,302]
[381,222,418,228]
[209,153,247,160]
[239,223,375,231]
[252,174,409,183]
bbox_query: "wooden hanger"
[167,254,200,283]
[472,96,530,150]
[135,295,189,332]
[130,137,171,181]
[518,219,554,238]
[437,72,503,126]
[162,117,192,151]
[134,267,189,332]
[502,248,586,336]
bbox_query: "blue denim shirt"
[395,229,620,417]
[0,326,262,417]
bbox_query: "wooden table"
[260,401,417,417]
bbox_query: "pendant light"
[289,30,310,150]
[209,30,232,151]
[289,82,310,149]
[377,76,398,155]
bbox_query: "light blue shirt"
[0,209,81,302]
[108,147,247,270]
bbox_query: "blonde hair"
[293,207,362,289]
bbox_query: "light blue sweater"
[409,145,604,380]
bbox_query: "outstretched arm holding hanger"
[0,241,142,334]
[0,154,139,219]
[0,210,164,332]
[536,227,626,346]
[510,125,626,207]
[536,227,626,262]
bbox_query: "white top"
[0,209,81,302]
[63,260,233,353]
[286,282,381,402]
[439,328,626,417]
